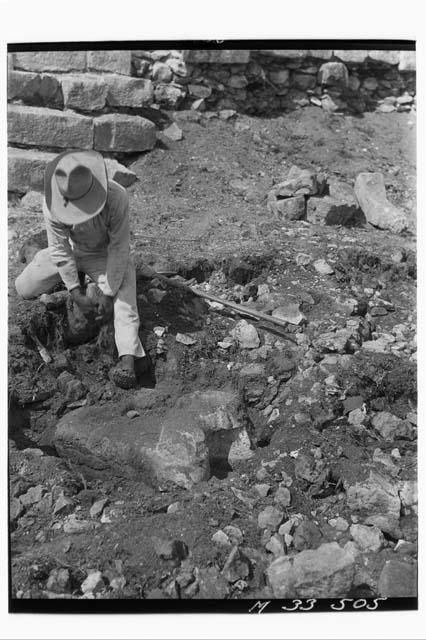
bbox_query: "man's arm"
[43,200,96,315]
[43,199,80,292]
[97,182,130,298]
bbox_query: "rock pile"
[267,165,407,232]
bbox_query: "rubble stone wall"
[8,49,416,194]
[132,49,416,114]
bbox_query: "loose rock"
[163,122,184,142]
[265,534,285,557]
[378,560,417,597]
[223,525,243,545]
[81,571,104,595]
[274,485,291,507]
[371,411,415,441]
[349,524,384,552]
[258,506,284,531]
[268,542,355,598]
[268,195,306,220]
[354,172,408,233]
[292,520,322,551]
[272,303,305,325]
[313,259,335,275]
[231,320,260,349]
[212,530,231,546]
[90,498,109,519]
[254,483,271,498]
[20,485,44,507]
[346,472,401,523]
[328,517,349,532]
[46,568,71,594]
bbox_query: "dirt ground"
[8,106,417,602]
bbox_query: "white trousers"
[15,248,145,359]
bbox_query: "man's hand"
[71,288,96,317]
[95,294,114,323]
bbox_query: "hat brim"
[45,150,108,225]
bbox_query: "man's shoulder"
[106,180,129,210]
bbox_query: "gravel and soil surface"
[8,106,417,602]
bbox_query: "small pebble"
[212,530,231,546]
[80,571,104,594]
[167,502,180,514]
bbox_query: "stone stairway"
[7,50,157,195]
[8,48,416,197]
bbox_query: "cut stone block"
[8,105,93,149]
[94,113,156,153]
[183,50,250,64]
[8,147,56,193]
[105,75,154,107]
[13,51,86,73]
[258,50,306,59]
[60,74,108,111]
[8,70,62,107]
[87,50,132,75]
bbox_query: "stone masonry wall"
[133,49,416,115]
[8,49,416,195]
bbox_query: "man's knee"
[15,272,37,299]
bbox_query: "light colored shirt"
[43,180,130,297]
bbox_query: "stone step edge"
[8,146,137,195]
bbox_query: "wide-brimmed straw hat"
[44,150,107,225]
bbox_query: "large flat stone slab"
[8,104,93,149]
[13,51,87,73]
[42,389,251,488]
[183,50,250,64]
[257,50,306,60]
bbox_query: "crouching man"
[15,149,146,389]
